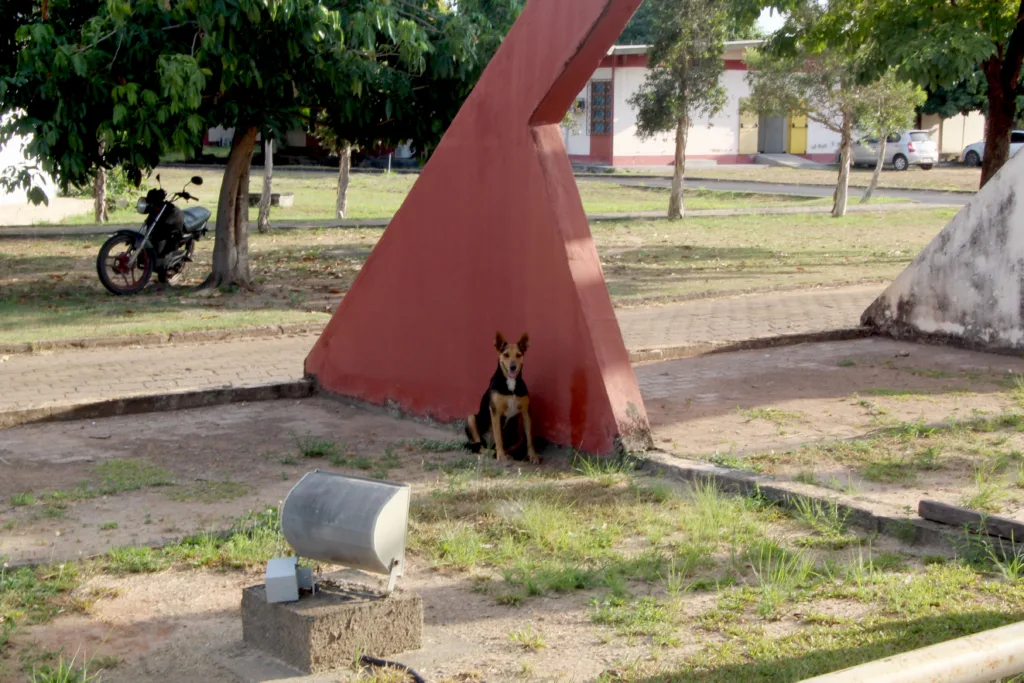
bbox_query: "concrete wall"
[862,150,1024,351]
[567,66,753,164]
[564,84,592,156]
[0,122,58,205]
[936,111,986,156]
[805,120,843,161]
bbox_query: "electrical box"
[265,557,299,603]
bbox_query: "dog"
[465,331,539,464]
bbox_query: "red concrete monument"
[305,0,650,454]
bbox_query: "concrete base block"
[241,581,423,674]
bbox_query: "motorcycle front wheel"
[96,234,153,295]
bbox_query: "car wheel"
[892,154,909,171]
[965,150,981,167]
[919,164,934,171]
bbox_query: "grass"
[296,434,338,458]
[9,493,35,506]
[738,408,804,426]
[960,462,1008,513]
[508,625,547,651]
[166,479,253,503]
[0,506,286,674]
[92,459,174,494]
[0,199,952,343]
[745,413,1024,491]
[52,169,842,229]
[9,463,1024,681]
[28,650,114,683]
[405,464,1024,679]
[6,460,177,518]
[674,164,980,193]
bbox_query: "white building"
[565,41,986,167]
[0,116,58,204]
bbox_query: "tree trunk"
[860,136,886,204]
[93,167,108,223]
[257,137,273,233]
[981,58,1017,188]
[93,140,108,223]
[668,117,687,220]
[336,141,352,219]
[204,126,258,289]
[832,116,852,218]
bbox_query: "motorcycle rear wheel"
[97,235,153,295]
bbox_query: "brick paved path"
[0,285,882,414]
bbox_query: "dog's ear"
[517,333,530,353]
[494,331,507,351]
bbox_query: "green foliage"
[627,0,735,140]
[857,69,927,143]
[0,0,499,217]
[770,0,1023,183]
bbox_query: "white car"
[961,131,1024,166]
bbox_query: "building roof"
[607,39,766,57]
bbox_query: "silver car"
[848,130,939,171]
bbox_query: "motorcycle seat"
[182,207,212,232]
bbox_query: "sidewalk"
[0,285,883,415]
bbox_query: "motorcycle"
[96,174,212,295]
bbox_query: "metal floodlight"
[270,470,411,601]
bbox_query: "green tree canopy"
[1,0,494,287]
[760,0,1024,187]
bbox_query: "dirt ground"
[5,339,1024,680]
[637,337,1024,522]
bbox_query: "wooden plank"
[918,500,1024,542]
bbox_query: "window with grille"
[589,81,612,135]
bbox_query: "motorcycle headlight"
[136,197,149,214]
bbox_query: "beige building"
[565,41,987,167]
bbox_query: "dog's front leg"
[522,409,539,464]
[490,404,508,461]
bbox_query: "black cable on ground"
[360,655,427,683]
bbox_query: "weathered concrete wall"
[861,151,1024,351]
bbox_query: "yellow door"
[788,115,808,154]
[738,99,758,155]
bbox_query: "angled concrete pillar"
[862,153,1024,352]
[305,0,650,454]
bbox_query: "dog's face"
[495,331,529,380]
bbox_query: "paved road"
[580,175,972,206]
[0,284,883,414]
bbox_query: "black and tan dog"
[465,331,539,464]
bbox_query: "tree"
[857,71,926,203]
[618,1,764,45]
[627,0,737,219]
[314,0,521,220]
[257,136,273,233]
[797,0,1024,188]
[745,47,873,217]
[1,0,489,288]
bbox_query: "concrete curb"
[627,327,874,364]
[639,451,999,555]
[0,379,314,429]
[576,171,978,195]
